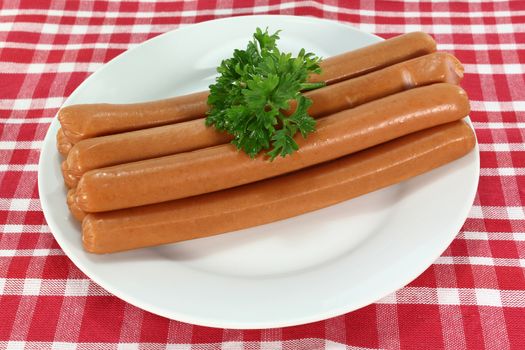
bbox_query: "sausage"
[67,189,86,221]
[58,32,436,143]
[63,120,232,188]
[58,91,210,144]
[62,52,462,187]
[82,120,475,254]
[56,128,73,157]
[75,83,470,213]
[309,31,437,85]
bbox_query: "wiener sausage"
[308,31,436,84]
[76,83,470,213]
[62,52,462,187]
[56,128,73,157]
[82,120,475,254]
[63,120,232,187]
[59,91,210,144]
[67,189,86,222]
[58,32,436,143]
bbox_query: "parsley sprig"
[205,28,324,160]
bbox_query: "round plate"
[38,15,480,329]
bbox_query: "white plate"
[38,15,480,329]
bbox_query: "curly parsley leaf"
[205,27,324,160]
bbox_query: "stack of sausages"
[56,32,476,254]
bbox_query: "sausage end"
[442,53,464,84]
[58,106,86,143]
[56,128,73,157]
[432,83,471,116]
[82,216,101,253]
[67,189,86,222]
[407,31,437,53]
[61,161,80,188]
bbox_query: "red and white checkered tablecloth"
[1,0,524,349]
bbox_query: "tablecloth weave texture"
[1,1,524,349]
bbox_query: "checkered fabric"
[1,0,524,349]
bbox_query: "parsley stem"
[300,82,326,91]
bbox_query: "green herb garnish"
[205,28,324,160]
